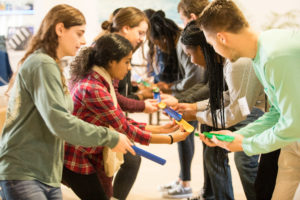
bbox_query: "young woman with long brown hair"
[0,5,133,200]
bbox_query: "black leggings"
[62,167,108,200]
[113,152,141,200]
[177,121,197,181]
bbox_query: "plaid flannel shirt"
[64,71,151,175]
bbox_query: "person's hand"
[181,110,197,121]
[136,87,154,99]
[131,81,138,87]
[177,103,197,112]
[143,99,158,113]
[199,130,244,152]
[160,94,178,108]
[199,132,218,147]
[112,133,136,155]
[161,122,180,133]
[156,82,172,93]
[170,128,192,143]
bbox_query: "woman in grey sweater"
[0,4,133,200]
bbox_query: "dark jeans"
[255,149,280,200]
[0,180,62,200]
[62,167,108,200]
[201,125,234,200]
[113,152,141,200]
[178,121,198,181]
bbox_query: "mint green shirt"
[236,29,300,155]
[0,50,119,187]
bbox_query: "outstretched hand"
[170,125,192,143]
[112,133,136,155]
[156,82,172,93]
[146,120,179,134]
[143,99,158,113]
[199,130,244,152]
[159,121,180,133]
[160,94,178,108]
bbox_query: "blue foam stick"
[153,91,161,102]
[163,107,182,121]
[132,145,166,165]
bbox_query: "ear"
[108,60,114,66]
[120,25,130,35]
[190,13,197,21]
[216,32,227,45]
[55,22,65,37]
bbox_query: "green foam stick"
[195,132,235,142]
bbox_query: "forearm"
[116,92,145,112]
[150,134,171,144]
[145,125,163,134]
[235,105,279,138]
[176,83,209,103]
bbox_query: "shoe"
[158,180,180,192]
[187,195,204,200]
[162,184,193,199]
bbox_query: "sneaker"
[187,195,204,200]
[162,184,193,199]
[158,180,180,192]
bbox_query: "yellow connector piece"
[158,102,167,109]
[175,119,195,133]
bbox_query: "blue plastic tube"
[132,145,166,165]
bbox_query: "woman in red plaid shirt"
[62,34,191,199]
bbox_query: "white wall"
[35,0,102,45]
[5,0,300,71]
[235,0,300,30]
[35,0,181,45]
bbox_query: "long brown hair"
[95,7,149,41]
[19,4,85,93]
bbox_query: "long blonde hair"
[8,4,86,94]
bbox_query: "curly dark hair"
[70,33,133,85]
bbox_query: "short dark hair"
[177,0,209,18]
[197,0,249,33]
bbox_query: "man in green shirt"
[197,0,300,199]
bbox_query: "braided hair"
[181,20,228,173]
[181,20,225,129]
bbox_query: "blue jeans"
[0,180,62,200]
